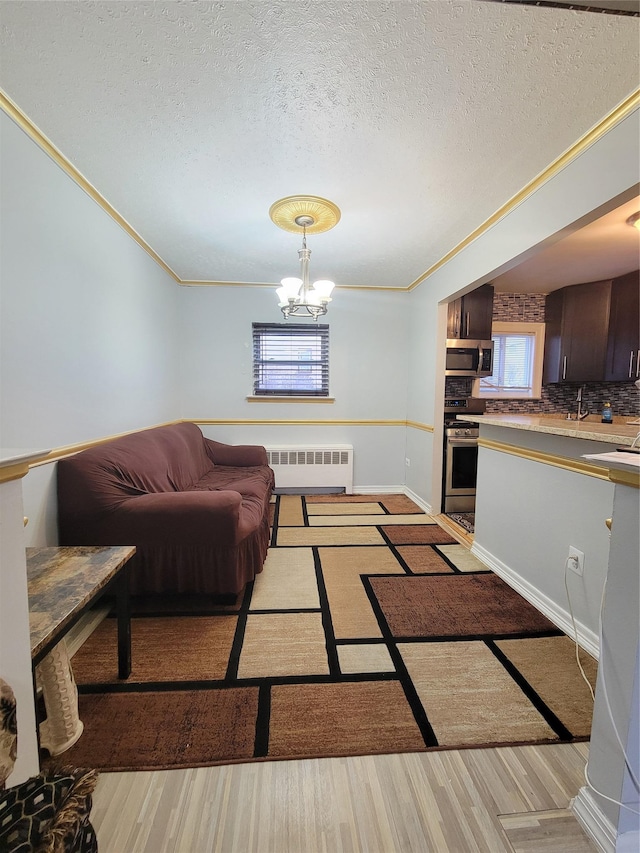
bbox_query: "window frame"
[472,321,546,400]
[250,322,331,399]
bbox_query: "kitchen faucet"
[576,385,589,420]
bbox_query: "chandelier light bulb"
[278,278,303,299]
[312,280,335,301]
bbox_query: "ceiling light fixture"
[269,195,340,320]
[626,211,640,230]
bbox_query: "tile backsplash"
[444,293,640,418]
[488,381,639,418]
[492,293,546,323]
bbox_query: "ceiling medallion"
[269,195,341,234]
[271,195,340,320]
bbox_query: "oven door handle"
[446,436,478,447]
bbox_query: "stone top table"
[27,545,135,678]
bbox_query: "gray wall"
[0,112,180,450]
[178,284,411,491]
[1,110,181,543]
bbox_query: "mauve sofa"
[57,422,274,596]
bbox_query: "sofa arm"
[112,490,245,546]
[204,439,268,467]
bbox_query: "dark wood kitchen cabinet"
[544,272,640,383]
[543,280,612,383]
[605,270,640,381]
[447,283,494,340]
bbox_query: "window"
[473,322,545,399]
[252,323,330,397]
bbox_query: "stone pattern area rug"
[60,494,597,772]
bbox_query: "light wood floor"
[91,742,597,852]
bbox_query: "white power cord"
[564,557,595,702]
[565,563,640,813]
[584,763,640,815]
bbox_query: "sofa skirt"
[128,512,271,596]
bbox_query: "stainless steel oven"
[442,397,484,513]
[444,422,479,512]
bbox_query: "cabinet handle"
[465,312,470,337]
[637,350,640,378]
[630,350,635,379]
[562,355,567,380]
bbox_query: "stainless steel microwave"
[445,340,494,377]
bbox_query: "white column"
[573,456,640,853]
[0,477,38,781]
[0,451,50,783]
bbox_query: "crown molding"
[0,461,31,483]
[407,88,640,291]
[0,89,182,283]
[608,468,640,488]
[26,420,182,467]
[2,86,637,293]
[21,418,413,470]
[406,420,434,432]
[179,280,399,291]
[478,437,611,480]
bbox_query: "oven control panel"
[444,397,485,415]
[446,426,479,436]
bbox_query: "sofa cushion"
[194,465,274,498]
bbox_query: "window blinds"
[252,323,330,396]
[480,332,535,394]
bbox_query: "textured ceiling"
[0,1,638,290]
[492,194,640,292]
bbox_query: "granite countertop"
[458,413,640,446]
[27,545,136,659]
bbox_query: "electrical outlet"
[568,546,585,576]
[405,457,411,467]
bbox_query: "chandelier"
[269,195,340,320]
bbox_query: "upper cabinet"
[543,272,640,384]
[447,283,494,340]
[605,270,640,382]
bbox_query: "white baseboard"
[471,543,600,659]
[571,787,617,853]
[402,486,433,516]
[354,485,408,496]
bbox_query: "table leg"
[115,562,131,679]
[36,641,84,755]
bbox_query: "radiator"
[265,445,353,493]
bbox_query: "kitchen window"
[473,322,545,399]
[251,323,330,397]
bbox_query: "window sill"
[246,396,335,403]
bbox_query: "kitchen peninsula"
[460,413,639,446]
[459,412,639,663]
